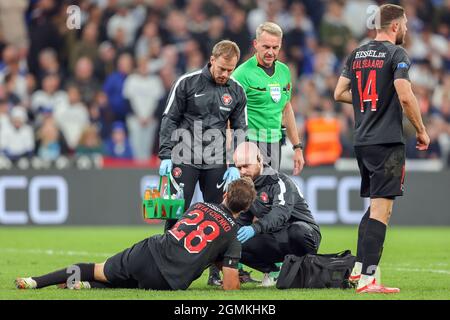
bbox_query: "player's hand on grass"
[293,149,305,175]
[237,226,255,243]
[416,131,430,151]
[159,159,173,176]
[223,167,240,191]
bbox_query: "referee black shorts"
[104,238,172,290]
[354,143,405,199]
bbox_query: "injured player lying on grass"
[15,178,257,291]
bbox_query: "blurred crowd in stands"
[0,0,449,169]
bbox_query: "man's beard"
[395,30,405,45]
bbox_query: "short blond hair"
[212,40,240,61]
[256,22,283,40]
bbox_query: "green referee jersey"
[232,55,292,143]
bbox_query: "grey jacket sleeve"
[252,179,295,234]
[159,78,187,160]
[227,85,248,164]
[229,86,247,131]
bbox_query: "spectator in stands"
[31,73,67,117]
[70,22,100,73]
[0,46,29,104]
[37,48,65,89]
[76,124,103,157]
[0,106,34,160]
[183,40,204,73]
[135,21,161,60]
[247,0,291,37]
[304,103,342,167]
[199,16,225,62]
[103,121,133,159]
[106,2,146,48]
[0,98,11,150]
[284,2,313,77]
[223,8,252,61]
[164,10,193,51]
[27,0,61,78]
[54,85,89,151]
[94,41,117,82]
[35,117,68,161]
[0,1,28,50]
[68,56,101,106]
[103,52,133,123]
[89,91,113,141]
[124,57,164,160]
[152,65,177,157]
[3,73,22,107]
[319,0,352,60]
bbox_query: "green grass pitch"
[1,226,449,300]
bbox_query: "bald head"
[233,142,263,180]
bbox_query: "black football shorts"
[104,238,172,290]
[354,143,405,199]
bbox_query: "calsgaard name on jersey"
[353,50,387,70]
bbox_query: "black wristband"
[292,142,303,151]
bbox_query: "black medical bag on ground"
[276,250,356,289]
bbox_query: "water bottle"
[152,185,160,198]
[177,183,185,199]
[175,183,185,217]
[144,185,152,200]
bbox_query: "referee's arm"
[283,101,305,175]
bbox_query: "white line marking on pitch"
[0,248,112,257]
[384,267,450,275]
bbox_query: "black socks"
[361,218,387,276]
[33,263,95,289]
[356,206,371,262]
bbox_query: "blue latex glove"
[222,167,240,191]
[237,226,256,243]
[159,159,173,176]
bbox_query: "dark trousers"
[164,164,227,231]
[240,221,321,273]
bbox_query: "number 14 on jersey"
[356,69,379,112]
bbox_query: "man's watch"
[292,142,303,151]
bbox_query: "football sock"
[351,262,362,277]
[356,207,371,263]
[33,263,95,289]
[361,218,386,277]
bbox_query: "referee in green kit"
[232,21,305,175]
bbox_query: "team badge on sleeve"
[397,62,409,69]
[260,192,269,203]
[221,93,233,106]
[172,167,182,178]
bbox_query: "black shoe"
[239,269,261,284]
[207,266,222,286]
[207,274,222,286]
